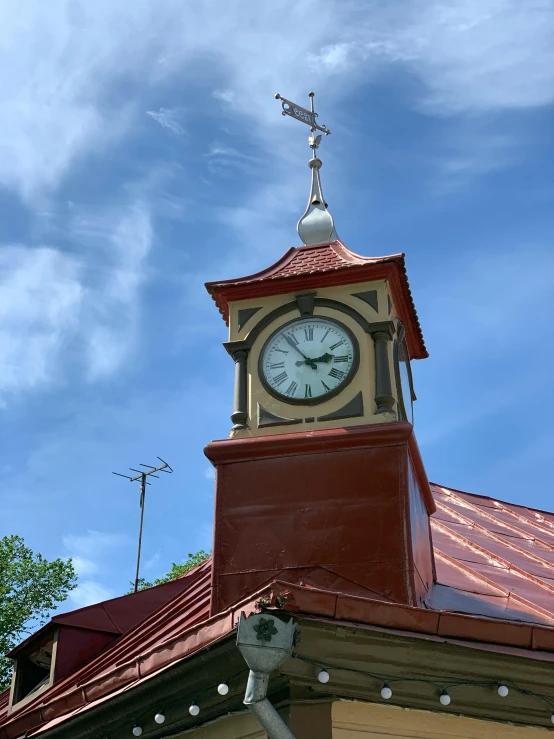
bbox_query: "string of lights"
[296,655,554,721]
[103,653,554,736]
[119,667,248,738]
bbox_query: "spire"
[275,91,338,245]
[297,147,337,246]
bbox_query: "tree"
[0,535,77,692]
[130,550,210,592]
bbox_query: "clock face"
[259,316,358,404]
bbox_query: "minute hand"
[283,334,317,369]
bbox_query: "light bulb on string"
[380,684,392,700]
[440,690,451,706]
[217,682,229,696]
[132,727,143,737]
[154,712,166,724]
[318,669,330,684]
[497,685,509,697]
[189,703,200,716]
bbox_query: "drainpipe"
[236,612,298,739]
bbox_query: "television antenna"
[113,457,173,593]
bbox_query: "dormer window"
[9,632,57,712]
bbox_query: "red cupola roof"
[205,240,428,360]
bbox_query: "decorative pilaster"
[224,341,249,430]
[370,327,396,417]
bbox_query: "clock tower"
[205,94,435,617]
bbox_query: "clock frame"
[258,315,360,406]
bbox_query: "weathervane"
[275,91,337,246]
[274,91,330,155]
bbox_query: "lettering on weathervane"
[275,93,331,136]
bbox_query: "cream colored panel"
[229,280,389,342]
[176,712,266,738]
[332,701,548,738]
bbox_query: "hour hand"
[312,352,334,363]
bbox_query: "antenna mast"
[113,456,173,593]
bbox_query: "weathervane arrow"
[274,92,331,139]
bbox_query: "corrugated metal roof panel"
[430,484,554,625]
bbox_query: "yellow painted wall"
[177,711,266,738]
[332,700,550,738]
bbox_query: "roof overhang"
[206,243,428,360]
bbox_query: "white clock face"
[260,317,358,404]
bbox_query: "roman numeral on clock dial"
[273,371,288,386]
[285,381,298,396]
[329,368,345,380]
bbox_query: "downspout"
[236,612,298,739]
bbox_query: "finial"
[275,92,337,245]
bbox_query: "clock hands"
[312,352,334,364]
[283,333,317,369]
[295,352,334,367]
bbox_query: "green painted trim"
[257,404,302,428]
[237,307,262,332]
[295,292,316,316]
[352,290,378,313]
[316,391,364,422]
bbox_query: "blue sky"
[1,0,554,610]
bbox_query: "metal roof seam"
[433,504,554,578]
[433,548,554,624]
[439,490,554,551]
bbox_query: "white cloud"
[204,466,215,480]
[63,529,127,606]
[0,200,152,400]
[146,108,186,135]
[1,0,551,206]
[63,529,127,560]
[213,89,235,104]
[76,201,153,379]
[70,580,114,608]
[0,247,83,399]
[144,550,161,571]
[385,0,554,114]
[1,0,552,404]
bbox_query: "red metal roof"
[3,485,554,737]
[429,483,554,626]
[0,560,213,739]
[205,241,428,360]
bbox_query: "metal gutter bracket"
[237,612,298,739]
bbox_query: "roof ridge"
[432,483,554,520]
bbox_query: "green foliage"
[129,550,210,593]
[0,535,77,692]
